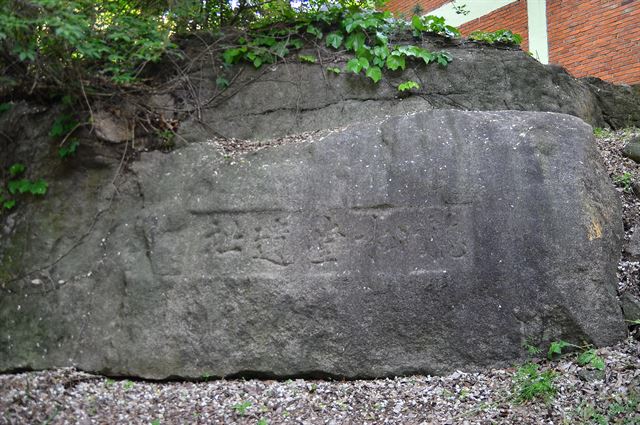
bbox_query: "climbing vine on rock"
[0,163,48,212]
[221,8,458,87]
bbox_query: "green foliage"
[8,178,48,195]
[523,341,542,357]
[547,340,606,370]
[512,362,557,403]
[50,115,78,139]
[547,340,573,360]
[575,396,640,425]
[326,32,344,49]
[576,349,605,370]
[346,57,370,73]
[614,172,634,193]
[299,54,318,63]
[150,419,161,425]
[1,0,177,89]
[221,7,456,85]
[216,76,230,89]
[593,127,608,137]
[50,114,81,158]
[232,401,252,415]
[365,66,382,82]
[1,163,48,212]
[8,163,25,177]
[327,66,342,74]
[257,419,269,425]
[398,80,420,91]
[0,103,12,114]
[469,29,523,45]
[452,1,470,16]
[411,15,460,38]
[58,140,80,158]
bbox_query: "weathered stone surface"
[625,226,640,258]
[0,110,626,379]
[622,137,640,164]
[581,77,640,130]
[621,293,640,323]
[176,40,639,142]
[93,109,133,143]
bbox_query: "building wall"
[385,0,450,18]
[384,0,640,85]
[546,0,640,85]
[458,0,529,53]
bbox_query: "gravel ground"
[1,127,640,425]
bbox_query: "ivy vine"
[221,8,461,89]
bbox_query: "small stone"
[577,368,606,382]
[93,109,132,144]
[625,226,640,258]
[622,136,640,163]
[31,279,42,285]
[621,292,640,323]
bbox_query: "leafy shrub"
[0,163,48,211]
[221,7,455,84]
[1,0,176,90]
[513,362,557,403]
[547,340,606,370]
[614,172,634,193]
[469,29,523,45]
[398,80,420,91]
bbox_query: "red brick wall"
[547,0,640,85]
[384,0,640,85]
[385,0,450,18]
[458,0,530,53]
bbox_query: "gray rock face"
[622,137,640,164]
[176,41,639,142]
[0,110,626,379]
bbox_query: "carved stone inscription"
[164,205,472,277]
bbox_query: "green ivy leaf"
[325,32,344,49]
[306,24,322,39]
[8,179,31,195]
[346,58,363,73]
[398,80,420,91]
[216,76,230,89]
[3,199,16,210]
[547,340,571,360]
[373,45,389,60]
[29,179,48,196]
[58,140,80,158]
[435,52,453,66]
[222,47,246,64]
[411,15,426,32]
[344,32,366,53]
[365,66,382,83]
[386,54,406,71]
[253,36,276,47]
[327,67,341,74]
[577,349,605,370]
[375,31,388,45]
[8,163,25,177]
[288,39,304,49]
[590,356,605,371]
[299,54,317,63]
[272,42,289,58]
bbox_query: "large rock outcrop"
[0,110,626,379]
[176,38,640,142]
